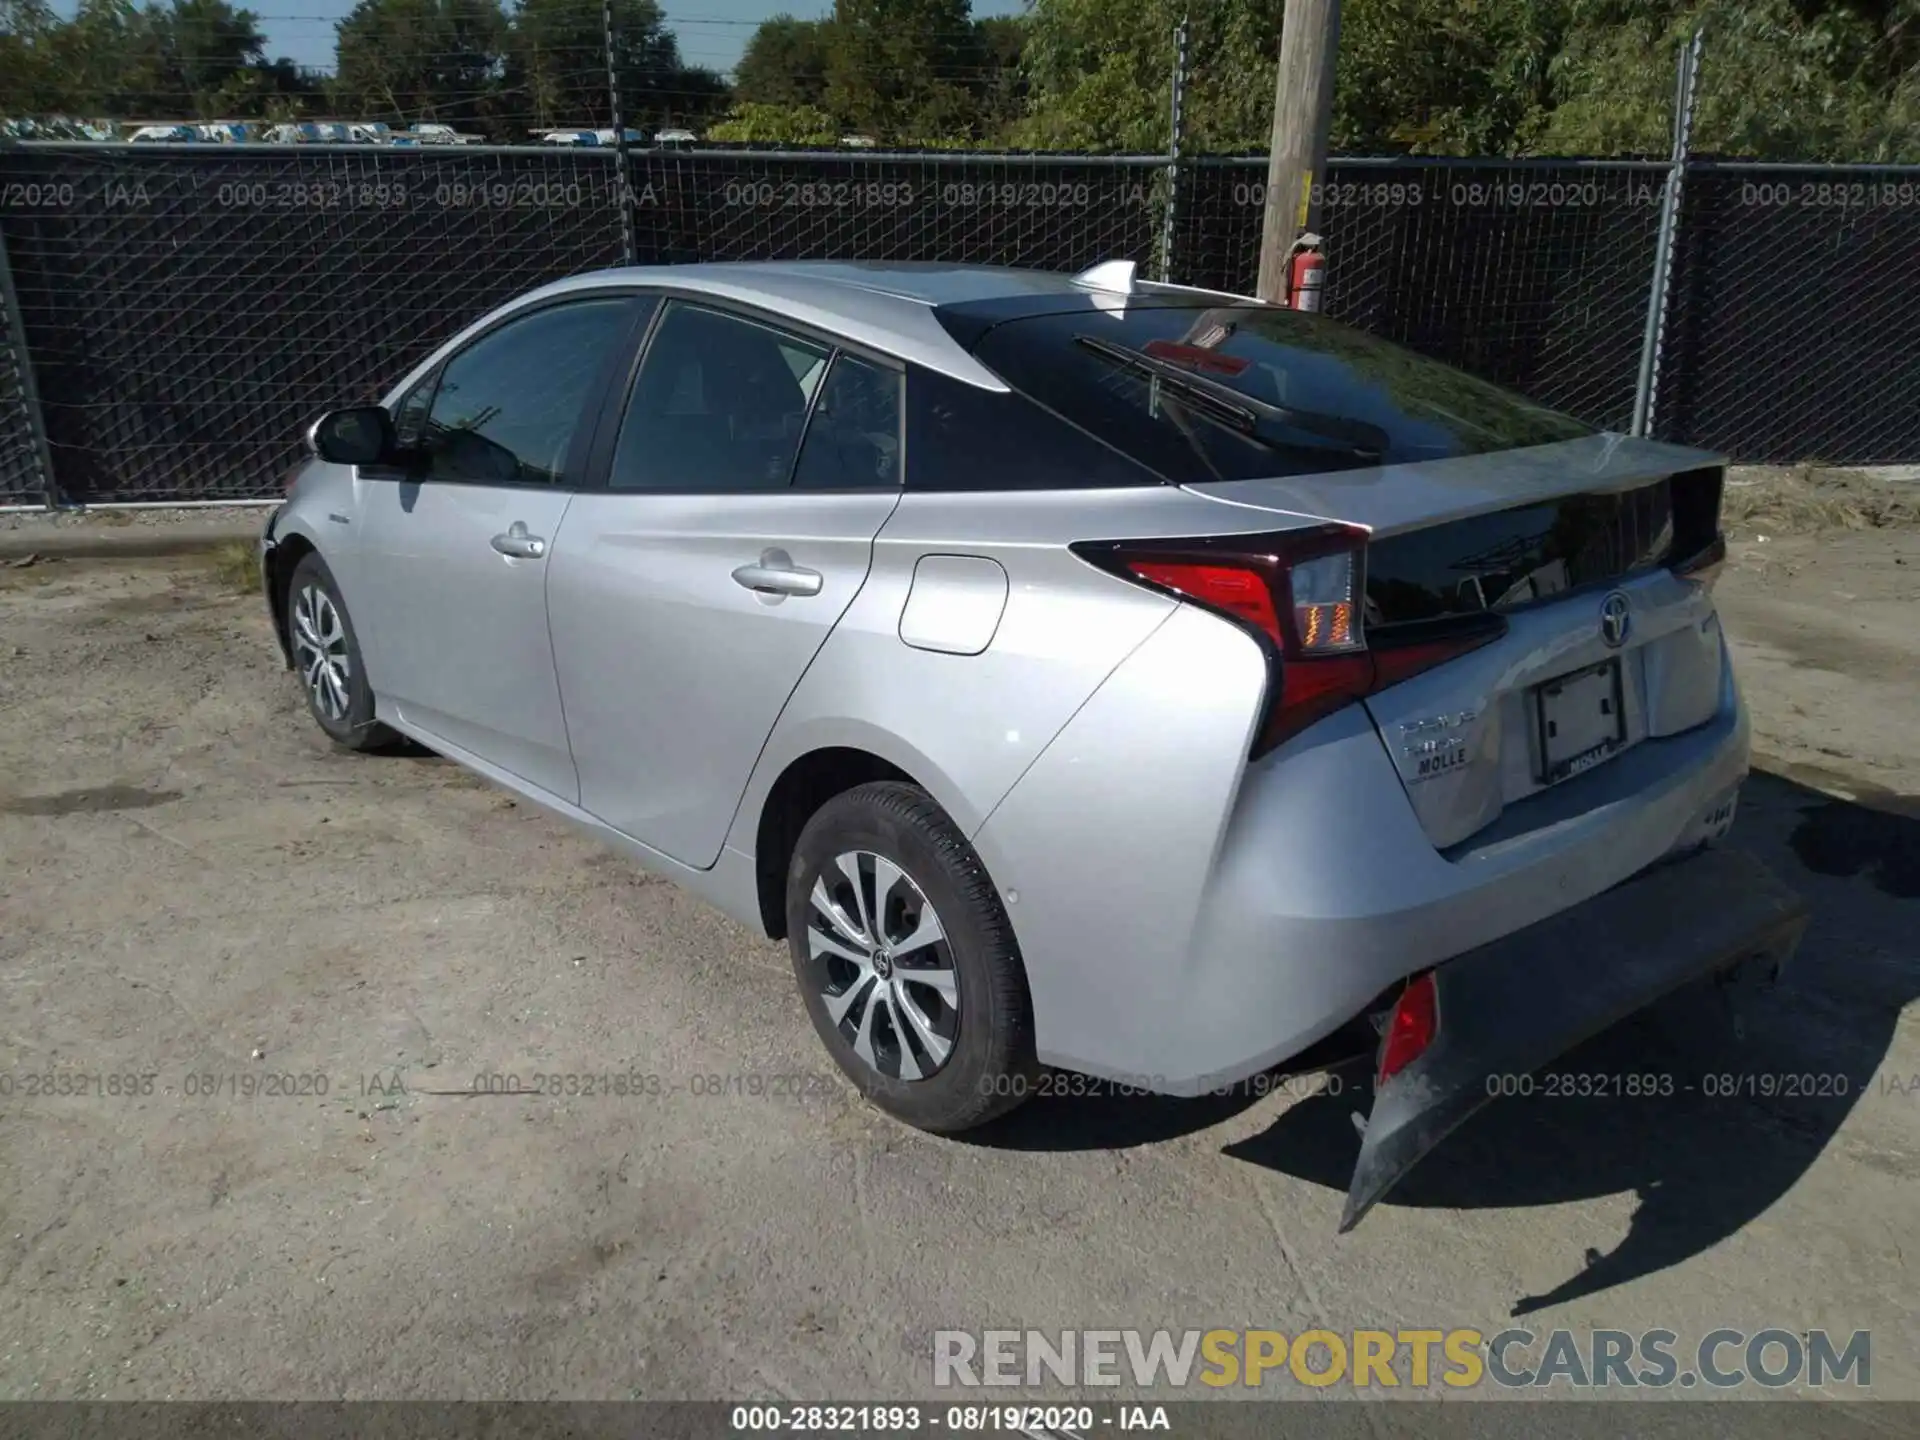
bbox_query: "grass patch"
[1724,464,1920,537]
[198,540,261,594]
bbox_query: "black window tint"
[792,352,902,490]
[905,367,1162,492]
[963,305,1595,483]
[610,302,828,493]
[424,297,632,486]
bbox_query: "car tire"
[285,552,399,753]
[786,781,1040,1133]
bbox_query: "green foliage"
[1016,0,1920,159]
[6,0,1916,157]
[501,0,727,134]
[1538,0,1920,160]
[704,100,839,144]
[824,0,976,139]
[0,0,320,120]
[734,15,832,109]
[332,0,506,128]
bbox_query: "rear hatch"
[1185,445,1729,847]
[955,296,1731,849]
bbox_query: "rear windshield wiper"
[1074,334,1388,461]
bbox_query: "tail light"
[1074,525,1505,757]
[1377,971,1438,1084]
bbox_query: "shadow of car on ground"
[970,770,1919,1315]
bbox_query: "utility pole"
[1256,0,1341,303]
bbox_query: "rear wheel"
[786,781,1039,1132]
[286,552,398,752]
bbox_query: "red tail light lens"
[1077,525,1505,757]
[1125,561,1279,634]
[1378,971,1438,1084]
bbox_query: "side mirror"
[308,405,396,467]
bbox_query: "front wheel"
[286,552,398,752]
[785,781,1039,1133]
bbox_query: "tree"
[147,0,269,115]
[1539,0,1920,160]
[1016,0,1920,160]
[734,14,832,110]
[333,0,508,129]
[1,0,59,115]
[823,0,979,140]
[502,0,729,134]
[704,100,839,144]
[970,13,1028,136]
[1016,0,1285,152]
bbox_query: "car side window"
[791,352,902,490]
[609,302,829,493]
[904,365,1162,491]
[424,298,633,487]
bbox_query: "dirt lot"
[0,518,1916,1404]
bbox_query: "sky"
[87,1,1031,78]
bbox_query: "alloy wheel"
[807,850,960,1081]
[290,583,351,724]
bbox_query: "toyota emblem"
[1599,591,1631,648]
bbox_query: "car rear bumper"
[1343,842,1806,1230]
[974,601,1760,1096]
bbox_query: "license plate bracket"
[1535,658,1626,784]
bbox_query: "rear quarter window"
[904,366,1163,492]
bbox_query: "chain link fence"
[1177,158,1671,433]
[0,227,51,505]
[0,142,1916,504]
[1661,163,1920,462]
[0,144,626,505]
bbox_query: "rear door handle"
[732,548,823,598]
[491,521,547,560]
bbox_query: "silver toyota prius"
[259,259,1807,1228]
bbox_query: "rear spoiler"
[1183,434,1726,540]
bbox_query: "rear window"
[963,305,1594,483]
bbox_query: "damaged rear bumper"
[1342,843,1808,1232]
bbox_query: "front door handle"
[732,548,823,598]
[491,521,547,560]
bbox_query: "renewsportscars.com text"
[933,1327,1871,1391]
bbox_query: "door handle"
[491,521,547,560]
[732,549,823,598]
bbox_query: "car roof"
[503,261,1260,391]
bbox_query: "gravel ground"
[0,539,1915,1405]
[0,504,274,533]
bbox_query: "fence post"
[603,0,638,266]
[1160,16,1190,281]
[1631,27,1703,438]
[0,224,59,509]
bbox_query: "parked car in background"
[124,121,246,143]
[408,123,480,144]
[260,121,390,144]
[259,258,1805,1231]
[656,128,698,144]
[537,128,647,146]
[2,116,117,141]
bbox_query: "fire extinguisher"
[1286,233,1326,312]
